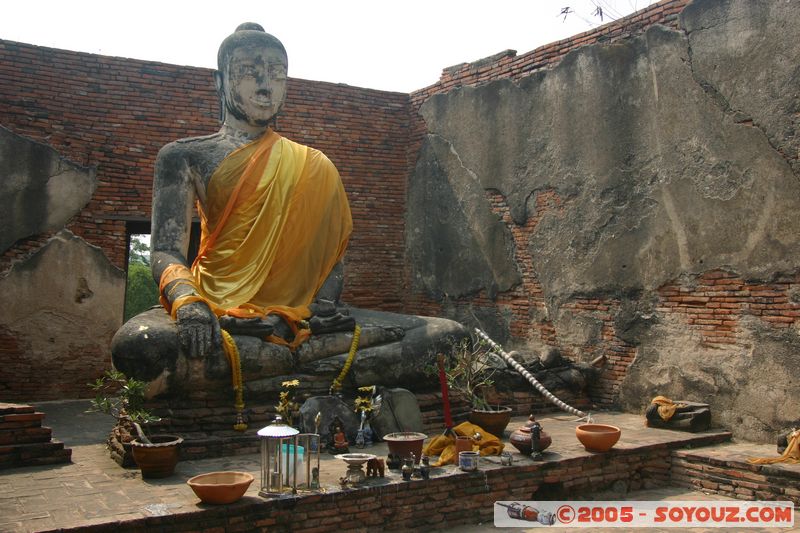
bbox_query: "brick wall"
[58,446,676,532]
[658,270,800,345]
[671,448,800,505]
[0,40,410,311]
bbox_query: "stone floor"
[0,400,796,532]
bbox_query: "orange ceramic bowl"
[187,471,254,504]
[575,424,621,452]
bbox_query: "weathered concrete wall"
[0,129,114,401]
[408,0,800,440]
[0,230,125,400]
[0,126,96,253]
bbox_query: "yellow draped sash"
[748,429,800,465]
[650,395,686,421]
[179,129,351,345]
[423,421,504,467]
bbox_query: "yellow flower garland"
[330,325,361,394]
[221,329,247,431]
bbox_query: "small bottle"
[401,454,415,481]
[310,466,320,490]
[419,455,431,479]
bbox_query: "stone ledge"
[51,421,729,532]
[0,411,736,531]
[671,443,800,505]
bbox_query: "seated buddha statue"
[111,23,466,399]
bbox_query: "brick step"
[0,412,46,430]
[0,403,35,415]
[0,403,72,470]
[0,426,54,445]
[671,443,800,505]
[0,439,72,469]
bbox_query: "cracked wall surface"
[407,0,800,440]
[0,126,96,253]
[0,230,125,400]
[0,128,115,400]
[681,0,800,176]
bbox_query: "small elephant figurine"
[366,457,385,478]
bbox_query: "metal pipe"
[474,328,590,421]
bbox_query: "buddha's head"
[215,23,288,127]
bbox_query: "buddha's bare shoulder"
[174,132,226,147]
[156,132,236,173]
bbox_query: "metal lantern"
[295,432,321,491]
[258,417,320,495]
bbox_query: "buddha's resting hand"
[218,316,275,338]
[308,298,355,334]
[176,301,222,358]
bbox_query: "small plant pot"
[130,435,183,478]
[468,406,512,438]
[382,432,426,464]
[575,424,621,453]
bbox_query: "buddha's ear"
[213,71,225,123]
[213,70,224,94]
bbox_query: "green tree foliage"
[124,235,159,322]
[129,236,151,266]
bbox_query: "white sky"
[2,0,653,93]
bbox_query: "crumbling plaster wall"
[407,0,800,441]
[0,128,124,401]
[0,126,96,253]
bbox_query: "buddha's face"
[221,43,287,126]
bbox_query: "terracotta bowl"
[382,432,426,464]
[575,424,621,453]
[187,471,254,504]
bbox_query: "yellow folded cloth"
[748,429,800,465]
[423,421,504,467]
[650,395,686,421]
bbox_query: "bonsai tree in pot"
[439,337,512,437]
[88,369,182,477]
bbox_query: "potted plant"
[353,385,376,447]
[437,337,512,437]
[275,379,301,428]
[88,369,182,478]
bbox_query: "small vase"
[419,456,431,479]
[455,435,473,455]
[401,456,414,481]
[510,415,552,456]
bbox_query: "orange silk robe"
[191,129,352,323]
